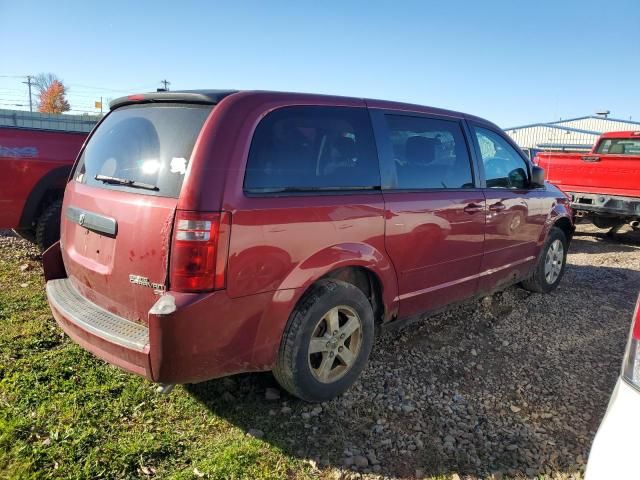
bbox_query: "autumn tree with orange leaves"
[35,73,70,114]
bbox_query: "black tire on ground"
[35,199,63,251]
[521,226,568,294]
[592,216,623,230]
[12,228,36,243]
[273,279,375,402]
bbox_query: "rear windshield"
[74,104,212,197]
[595,138,640,155]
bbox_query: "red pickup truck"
[0,123,90,249]
[535,131,640,232]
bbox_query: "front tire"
[273,279,375,402]
[521,227,568,293]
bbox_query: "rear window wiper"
[94,174,159,191]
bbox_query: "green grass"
[0,241,503,480]
[0,243,312,480]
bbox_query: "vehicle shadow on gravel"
[570,225,640,255]
[187,263,640,479]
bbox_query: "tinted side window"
[595,138,640,155]
[474,127,529,189]
[244,106,380,192]
[383,115,474,189]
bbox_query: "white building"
[505,114,640,152]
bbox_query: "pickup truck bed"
[535,131,640,229]
[0,126,88,248]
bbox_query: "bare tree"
[32,73,60,95]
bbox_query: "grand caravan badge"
[129,274,166,295]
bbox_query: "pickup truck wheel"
[521,227,568,293]
[273,279,374,402]
[592,216,623,230]
[12,228,36,243]
[35,200,63,251]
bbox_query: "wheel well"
[36,189,64,221]
[19,166,70,230]
[19,187,64,232]
[320,266,384,324]
[553,216,574,242]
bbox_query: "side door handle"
[489,202,506,212]
[463,203,484,214]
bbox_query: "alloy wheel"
[308,305,363,383]
[544,239,564,284]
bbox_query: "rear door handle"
[463,203,484,214]
[489,202,506,212]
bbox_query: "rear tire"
[12,228,36,243]
[273,279,374,402]
[521,227,568,293]
[35,199,63,251]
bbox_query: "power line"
[68,82,157,92]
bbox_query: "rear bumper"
[568,191,640,219]
[46,277,299,385]
[47,278,152,378]
[586,378,640,479]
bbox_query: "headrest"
[405,136,437,164]
[609,143,625,154]
[334,136,356,159]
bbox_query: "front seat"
[399,136,447,188]
[609,143,626,154]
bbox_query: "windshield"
[74,104,212,197]
[595,138,640,155]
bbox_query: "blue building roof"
[506,115,640,132]
[504,122,601,135]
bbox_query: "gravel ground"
[3,223,639,479]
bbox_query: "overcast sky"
[1,0,638,127]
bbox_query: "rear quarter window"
[595,138,640,155]
[74,104,212,198]
[244,106,380,193]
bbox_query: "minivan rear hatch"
[60,97,220,325]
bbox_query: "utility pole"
[159,79,171,91]
[22,75,33,112]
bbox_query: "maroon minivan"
[43,90,573,402]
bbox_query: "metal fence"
[0,109,100,133]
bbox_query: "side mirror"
[530,165,545,188]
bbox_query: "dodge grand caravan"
[43,90,574,402]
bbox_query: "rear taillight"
[169,210,231,293]
[622,294,640,389]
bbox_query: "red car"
[0,122,90,249]
[535,131,640,232]
[43,90,574,401]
